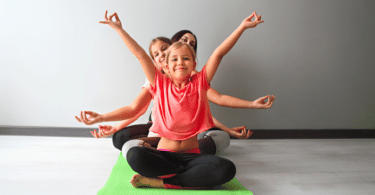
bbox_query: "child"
[75,11,274,156]
[99,11,263,188]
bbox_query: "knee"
[215,157,236,183]
[126,146,143,168]
[122,139,144,160]
[112,130,131,150]
[205,131,230,155]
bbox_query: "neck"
[171,76,190,90]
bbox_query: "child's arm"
[91,104,149,138]
[205,11,264,83]
[207,88,276,109]
[76,88,152,125]
[212,117,253,139]
[99,11,156,86]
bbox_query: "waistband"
[157,148,201,154]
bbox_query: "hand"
[241,11,264,29]
[99,10,122,31]
[253,95,276,109]
[228,126,253,139]
[91,125,117,138]
[75,111,103,125]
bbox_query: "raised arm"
[207,88,275,109]
[99,11,156,86]
[205,11,264,83]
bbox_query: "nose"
[160,53,165,62]
[177,58,184,66]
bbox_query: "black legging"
[112,123,152,150]
[126,146,236,188]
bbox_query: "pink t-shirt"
[147,66,215,140]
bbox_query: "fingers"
[254,11,258,21]
[90,131,95,138]
[247,130,254,138]
[91,130,98,138]
[109,12,116,21]
[114,12,120,21]
[246,12,255,21]
[83,111,89,122]
[104,10,108,20]
[75,116,82,122]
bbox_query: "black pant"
[126,147,236,188]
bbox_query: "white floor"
[1,136,374,195]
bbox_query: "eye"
[172,58,177,61]
[181,38,187,43]
[155,53,159,57]
[190,42,195,47]
[184,57,190,60]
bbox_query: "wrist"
[97,114,106,123]
[238,23,247,32]
[248,101,254,109]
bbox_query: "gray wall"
[1,0,374,130]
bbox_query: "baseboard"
[1,126,374,139]
[236,129,375,139]
[0,126,96,137]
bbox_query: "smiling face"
[150,40,170,74]
[166,44,196,81]
[179,33,196,48]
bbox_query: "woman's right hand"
[99,10,122,31]
[75,111,103,125]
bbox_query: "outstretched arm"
[207,88,276,109]
[91,103,150,138]
[99,11,156,86]
[76,88,152,125]
[205,11,264,83]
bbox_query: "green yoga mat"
[98,152,252,195]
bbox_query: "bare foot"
[130,174,164,188]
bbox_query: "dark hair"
[149,37,172,60]
[171,30,197,53]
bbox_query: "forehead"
[151,40,170,52]
[181,33,196,42]
[170,46,193,57]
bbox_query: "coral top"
[147,66,215,140]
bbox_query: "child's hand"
[91,125,117,138]
[99,10,122,31]
[228,126,253,139]
[75,111,103,125]
[241,11,264,29]
[253,95,276,109]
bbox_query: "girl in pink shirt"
[107,11,264,188]
[76,10,272,189]
[75,15,275,156]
